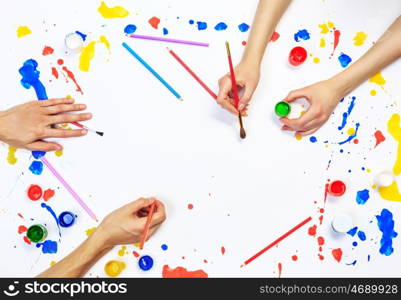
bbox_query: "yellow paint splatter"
[17,26,32,38]
[347,128,356,136]
[118,245,127,256]
[353,31,367,46]
[328,21,334,28]
[295,135,302,141]
[85,227,97,236]
[313,57,320,64]
[318,23,329,34]
[99,35,111,53]
[104,260,126,277]
[55,150,63,157]
[50,260,57,266]
[388,114,401,175]
[319,38,326,48]
[79,41,96,72]
[369,72,386,86]
[379,181,401,202]
[98,1,129,19]
[366,168,371,173]
[370,90,377,96]
[7,146,17,165]
[133,242,140,248]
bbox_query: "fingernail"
[56,145,63,150]
[79,104,86,109]
[81,129,88,135]
[86,113,92,118]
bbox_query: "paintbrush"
[225,41,246,139]
[71,122,104,136]
[139,201,157,250]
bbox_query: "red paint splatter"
[57,59,64,65]
[187,204,194,210]
[319,208,324,213]
[278,263,282,278]
[270,31,280,42]
[17,213,24,219]
[23,236,31,245]
[27,184,43,201]
[203,259,208,263]
[148,17,160,29]
[241,41,247,46]
[319,246,323,252]
[42,46,54,56]
[182,256,185,260]
[332,248,343,262]
[291,255,298,261]
[18,225,27,234]
[221,246,225,255]
[331,29,341,56]
[318,254,324,260]
[317,236,325,246]
[374,130,385,148]
[43,189,55,201]
[324,183,329,203]
[318,215,324,225]
[133,251,140,258]
[308,225,317,237]
[162,265,208,278]
[289,46,307,66]
[51,67,59,79]
[353,139,359,144]
[62,66,83,94]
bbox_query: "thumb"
[284,88,308,103]
[123,197,155,213]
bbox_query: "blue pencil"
[122,42,183,101]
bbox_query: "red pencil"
[139,201,157,250]
[167,47,217,100]
[240,216,312,267]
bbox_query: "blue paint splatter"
[338,53,352,68]
[19,59,48,100]
[29,160,43,175]
[338,122,360,145]
[338,96,356,130]
[294,29,310,42]
[358,231,366,241]
[36,240,58,254]
[196,21,207,30]
[32,151,46,159]
[163,27,169,35]
[41,202,61,237]
[376,209,398,256]
[352,241,358,247]
[124,24,137,34]
[356,189,370,205]
[346,260,357,266]
[75,31,87,41]
[214,22,227,31]
[138,255,154,271]
[189,19,194,25]
[367,255,370,262]
[238,23,249,32]
[161,244,168,251]
[347,226,358,237]
[310,136,317,143]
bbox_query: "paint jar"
[65,32,84,52]
[275,101,291,117]
[27,184,43,201]
[331,214,353,233]
[288,46,307,66]
[373,171,394,188]
[26,224,47,243]
[328,180,346,197]
[104,260,126,277]
[58,211,75,228]
[138,255,154,271]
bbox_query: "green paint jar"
[26,224,47,243]
[275,101,291,117]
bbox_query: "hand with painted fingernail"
[216,62,259,116]
[280,80,343,137]
[0,98,91,151]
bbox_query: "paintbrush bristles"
[238,113,246,139]
[225,41,231,57]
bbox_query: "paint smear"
[214,22,227,31]
[338,53,352,68]
[196,21,207,31]
[369,72,386,91]
[376,209,398,256]
[291,255,298,261]
[347,226,358,237]
[118,245,127,256]
[163,28,169,35]
[105,260,126,277]
[353,32,367,46]
[133,251,140,258]
[17,26,32,38]
[62,66,83,94]
[388,114,401,175]
[43,189,55,201]
[310,136,317,143]
[42,46,54,56]
[7,146,17,165]
[99,35,110,53]
[374,130,385,148]
[124,24,137,34]
[36,240,58,254]
[41,202,61,237]
[308,225,317,237]
[356,189,370,205]
[79,41,96,72]
[18,225,28,234]
[379,181,401,202]
[338,123,360,145]
[332,248,342,262]
[317,236,325,246]
[51,67,58,79]
[338,96,356,131]
[85,227,97,236]
[221,246,225,255]
[148,17,160,29]
[370,90,377,96]
[161,244,168,251]
[98,1,129,19]
[188,203,194,210]
[319,38,326,48]
[270,31,280,42]
[294,29,310,42]
[55,150,63,157]
[75,31,87,41]
[162,265,208,278]
[238,23,249,32]
[278,263,282,278]
[358,231,366,241]
[29,160,43,175]
[331,29,341,56]
[19,59,48,100]
[318,23,330,34]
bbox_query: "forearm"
[37,231,112,278]
[242,0,291,67]
[332,15,401,95]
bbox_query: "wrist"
[327,73,356,98]
[88,229,113,253]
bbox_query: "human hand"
[280,80,344,136]
[217,62,260,115]
[0,98,91,151]
[93,197,166,248]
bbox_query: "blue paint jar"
[138,255,154,271]
[58,211,75,228]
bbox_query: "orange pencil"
[139,201,156,250]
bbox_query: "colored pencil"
[129,34,209,47]
[167,47,217,100]
[122,42,183,101]
[225,41,246,139]
[240,216,312,267]
[139,201,157,250]
[40,157,98,222]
